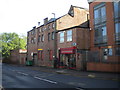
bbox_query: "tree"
[0,32,26,58]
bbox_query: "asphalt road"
[2,63,120,89]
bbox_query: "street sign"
[71,43,76,46]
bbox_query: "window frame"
[115,22,120,41]
[67,30,72,42]
[94,3,106,25]
[48,33,50,41]
[59,31,64,43]
[38,35,40,42]
[41,34,44,42]
[94,25,107,45]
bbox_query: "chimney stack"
[44,17,48,25]
[38,22,40,26]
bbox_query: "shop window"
[94,3,106,25]
[38,52,41,59]
[67,30,72,41]
[60,31,64,43]
[41,51,44,60]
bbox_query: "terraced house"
[87,0,120,72]
[56,6,89,70]
[27,5,89,70]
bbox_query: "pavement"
[20,65,120,82]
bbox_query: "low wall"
[87,62,120,73]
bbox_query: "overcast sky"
[0,0,89,36]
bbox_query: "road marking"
[76,88,84,90]
[34,76,57,84]
[9,69,16,72]
[17,72,28,76]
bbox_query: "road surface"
[2,63,120,89]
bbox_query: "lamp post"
[52,13,57,68]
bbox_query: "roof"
[48,18,56,23]
[27,5,89,33]
[57,24,89,32]
[72,5,89,11]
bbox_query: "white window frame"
[67,30,72,42]
[60,31,64,43]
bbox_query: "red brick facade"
[87,2,120,72]
[10,49,27,65]
[57,27,89,70]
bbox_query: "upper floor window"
[48,33,50,41]
[51,32,54,40]
[39,28,41,32]
[33,37,36,43]
[31,30,35,35]
[44,27,46,31]
[48,25,50,30]
[94,3,106,25]
[94,25,107,45]
[67,30,72,41]
[38,35,40,42]
[41,34,44,42]
[31,38,34,43]
[114,2,120,19]
[41,27,44,32]
[52,23,55,29]
[60,31,64,43]
[115,22,120,41]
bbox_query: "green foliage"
[0,33,27,58]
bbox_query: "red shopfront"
[59,46,77,69]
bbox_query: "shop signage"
[38,49,43,51]
[61,50,73,54]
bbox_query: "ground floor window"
[115,47,120,56]
[59,54,76,68]
[41,51,44,60]
[38,51,41,59]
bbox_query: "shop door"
[67,54,76,69]
[33,54,38,66]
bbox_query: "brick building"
[56,5,89,70]
[27,26,38,65]
[57,26,89,70]
[37,18,56,67]
[10,49,27,65]
[27,5,90,69]
[87,0,120,72]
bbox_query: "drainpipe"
[52,13,57,68]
